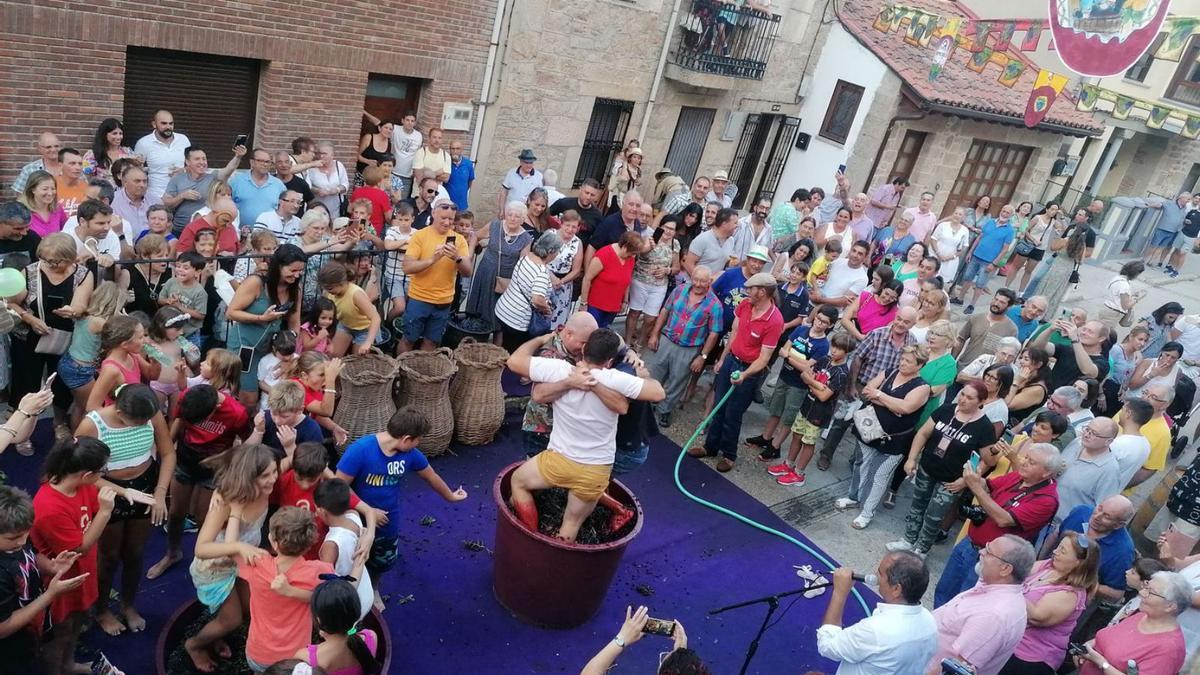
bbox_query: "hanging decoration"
[998,59,1026,87]
[1021,20,1044,51]
[1047,0,1173,76]
[930,35,955,81]
[1076,84,1101,112]
[1156,18,1200,61]
[1183,117,1200,140]
[1111,95,1136,120]
[1146,105,1173,130]
[970,21,990,52]
[967,47,993,72]
[995,21,1017,51]
[1024,69,1070,127]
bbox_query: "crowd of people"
[2,108,1200,675]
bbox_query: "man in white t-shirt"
[132,109,191,202]
[410,127,452,197]
[812,240,870,308]
[1112,398,1154,489]
[390,112,423,198]
[253,190,303,242]
[68,199,127,287]
[506,329,665,542]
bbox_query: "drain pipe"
[862,105,928,193]
[638,0,686,142]
[471,0,509,163]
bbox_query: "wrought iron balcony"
[671,0,780,81]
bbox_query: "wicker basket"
[332,349,400,444]
[450,338,510,446]
[394,348,458,456]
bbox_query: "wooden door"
[941,140,1033,217]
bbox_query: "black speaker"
[795,132,811,150]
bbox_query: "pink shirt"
[864,184,901,232]
[1013,560,1087,667]
[1080,614,1186,675]
[29,206,67,237]
[905,206,937,242]
[929,582,1027,675]
[856,290,899,335]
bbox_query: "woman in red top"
[580,230,642,329]
[348,166,391,236]
[31,438,117,675]
[84,314,161,411]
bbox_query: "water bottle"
[1126,660,1138,675]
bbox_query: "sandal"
[817,456,831,471]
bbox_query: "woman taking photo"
[1000,532,1099,675]
[1039,208,1096,317]
[305,141,350,217]
[83,118,136,184]
[465,201,533,337]
[1008,347,1052,427]
[931,207,970,284]
[1103,326,1149,414]
[1138,301,1185,358]
[1099,260,1147,326]
[607,147,642,211]
[547,210,584,329]
[355,121,393,187]
[834,345,930,530]
[580,231,642,329]
[227,244,306,410]
[625,217,681,347]
[495,231,561,352]
[889,380,997,557]
[840,271,901,340]
[18,170,67,236]
[1074,571,1190,675]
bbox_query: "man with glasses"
[1054,417,1123,526]
[133,110,191,202]
[10,132,62,193]
[229,148,286,225]
[273,151,315,215]
[1010,385,1091,448]
[933,442,1061,607]
[1120,382,1174,490]
[927,534,1035,675]
[1031,316,1108,390]
[400,196,472,352]
[254,190,303,242]
[1057,495,1136,609]
[407,177,441,230]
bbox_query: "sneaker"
[744,434,771,449]
[1166,264,1178,274]
[833,497,859,511]
[885,539,915,552]
[963,304,975,315]
[182,516,199,534]
[1171,269,1181,278]
[656,412,672,428]
[776,469,806,486]
[851,515,871,529]
[756,446,781,462]
[766,462,793,476]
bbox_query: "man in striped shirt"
[646,266,724,428]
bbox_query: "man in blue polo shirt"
[230,147,286,224]
[952,202,1015,315]
[1146,191,1191,276]
[1058,495,1136,604]
[1006,294,1048,343]
[446,139,474,210]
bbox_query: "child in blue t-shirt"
[334,407,467,599]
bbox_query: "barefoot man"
[506,329,665,541]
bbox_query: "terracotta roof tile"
[839,0,1104,135]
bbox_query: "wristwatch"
[613,635,626,648]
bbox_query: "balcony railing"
[672,0,780,81]
[1167,79,1200,108]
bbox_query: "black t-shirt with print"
[0,544,46,668]
[797,356,849,428]
[920,401,999,482]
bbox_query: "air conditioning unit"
[441,103,474,131]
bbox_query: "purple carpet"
[2,413,876,674]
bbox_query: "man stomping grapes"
[506,329,665,541]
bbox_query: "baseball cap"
[746,245,771,263]
[745,272,777,288]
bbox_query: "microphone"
[848,571,878,586]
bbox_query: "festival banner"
[1024,69,1069,127]
[872,4,895,32]
[930,35,955,81]
[1146,105,1172,130]
[890,5,907,31]
[995,21,1017,51]
[1184,116,1200,140]
[1111,95,1136,120]
[1156,18,1200,61]
[1020,20,1043,51]
[970,21,990,52]
[1076,84,1101,112]
[968,47,993,72]
[934,16,962,40]
[906,12,937,46]
[998,59,1026,87]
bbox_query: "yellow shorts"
[790,416,822,446]
[535,451,612,502]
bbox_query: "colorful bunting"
[1146,105,1172,130]
[995,22,1016,52]
[1024,69,1069,128]
[967,47,993,72]
[999,59,1026,87]
[1076,85,1101,112]
[1020,21,1043,51]
[970,21,990,52]
[1111,95,1136,120]
[1184,116,1200,140]
[906,12,937,47]
[1156,18,1200,61]
[930,35,954,81]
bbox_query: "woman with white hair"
[465,200,533,335]
[1075,571,1189,674]
[294,207,353,311]
[305,141,350,217]
[495,231,561,352]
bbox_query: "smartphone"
[941,659,974,675]
[837,164,847,174]
[234,134,248,147]
[238,346,256,374]
[44,372,57,388]
[968,451,981,472]
[276,301,295,314]
[642,617,676,637]
[446,235,457,245]
[1067,642,1089,657]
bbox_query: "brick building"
[0,1,497,194]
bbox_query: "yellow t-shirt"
[406,227,469,305]
[808,255,832,287]
[327,283,371,331]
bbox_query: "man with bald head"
[585,189,646,266]
[11,132,62,193]
[1055,417,1123,525]
[1006,294,1048,343]
[134,110,191,202]
[519,311,600,455]
[1031,315,1109,390]
[1059,495,1136,603]
[646,265,724,428]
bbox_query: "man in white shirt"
[254,190,303,242]
[731,198,773,262]
[903,191,938,242]
[67,199,127,287]
[505,329,665,542]
[817,552,938,675]
[498,148,544,217]
[390,112,423,198]
[410,127,452,197]
[706,170,734,208]
[813,240,871,308]
[133,110,191,203]
[1112,398,1154,489]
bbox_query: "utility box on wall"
[442,103,474,131]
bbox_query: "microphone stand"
[709,580,836,675]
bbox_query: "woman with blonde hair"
[18,169,67,236]
[466,200,533,336]
[909,288,949,343]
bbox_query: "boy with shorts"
[272,441,377,561]
[505,329,665,542]
[769,332,855,487]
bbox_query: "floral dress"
[547,235,581,329]
[82,147,136,184]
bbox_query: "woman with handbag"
[1099,260,1146,327]
[887,380,998,557]
[1036,208,1095,318]
[226,244,306,410]
[465,201,533,338]
[833,345,930,530]
[495,231,561,353]
[8,232,94,454]
[306,141,350,218]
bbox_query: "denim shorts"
[403,298,451,344]
[57,355,97,390]
[1152,228,1180,248]
[613,443,649,476]
[960,256,993,288]
[339,325,371,345]
[586,305,619,329]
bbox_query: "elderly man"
[903,191,938,242]
[682,207,739,276]
[818,307,918,471]
[687,273,784,472]
[229,148,286,225]
[707,170,734,208]
[586,190,645,265]
[1031,316,1109,390]
[1058,496,1137,604]
[11,132,62,193]
[847,193,876,243]
[498,149,543,215]
[956,336,1021,388]
[162,144,243,236]
[110,165,156,238]
[446,139,475,210]
[273,151,315,214]
[1006,295,1048,343]
[646,267,723,429]
[864,176,908,235]
[400,196,473,352]
[1055,417,1124,526]
[1122,382,1174,489]
[934,443,1062,606]
[254,189,303,241]
[817,552,938,674]
[0,201,39,264]
[953,203,1016,314]
[661,175,712,215]
[927,534,1036,675]
[1011,385,1092,449]
[133,110,191,202]
[519,312,599,454]
[955,287,1018,366]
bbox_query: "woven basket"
[394,348,458,456]
[332,349,399,444]
[450,338,510,446]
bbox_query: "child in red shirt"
[270,442,376,560]
[239,507,334,669]
[30,438,118,675]
[348,167,391,235]
[290,351,348,447]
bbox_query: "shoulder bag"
[32,266,72,355]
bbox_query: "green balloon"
[0,268,24,297]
